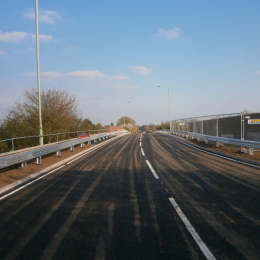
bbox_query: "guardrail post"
[241,113,245,141]
[241,147,247,153]
[216,118,219,137]
[70,145,74,152]
[249,148,254,156]
[56,150,61,157]
[21,161,27,168]
[80,143,85,148]
[36,157,42,165]
[11,138,15,151]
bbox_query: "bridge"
[0,118,259,259]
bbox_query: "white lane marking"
[174,137,260,170]
[145,160,159,179]
[0,165,65,201]
[139,142,142,147]
[141,147,145,157]
[169,197,216,260]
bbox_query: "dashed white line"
[139,142,142,147]
[141,139,215,259]
[145,160,159,179]
[141,147,145,157]
[169,197,216,260]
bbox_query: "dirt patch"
[188,138,260,162]
[0,144,93,189]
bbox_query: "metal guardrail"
[0,130,125,170]
[0,129,106,153]
[158,130,260,153]
[173,131,260,148]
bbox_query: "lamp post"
[35,0,43,145]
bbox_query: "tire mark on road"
[40,171,106,260]
[3,173,83,260]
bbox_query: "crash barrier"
[159,130,260,155]
[0,130,126,170]
[0,129,108,153]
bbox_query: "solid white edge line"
[141,147,145,157]
[0,165,65,201]
[169,197,216,260]
[0,134,126,201]
[174,136,260,170]
[145,160,159,179]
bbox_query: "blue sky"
[0,0,260,125]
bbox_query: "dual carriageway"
[0,132,259,259]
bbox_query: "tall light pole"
[35,0,43,145]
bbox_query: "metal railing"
[173,131,260,148]
[0,129,106,153]
[0,130,126,170]
[159,130,260,155]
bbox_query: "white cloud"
[32,34,53,42]
[131,66,151,75]
[66,70,105,78]
[23,70,130,82]
[109,74,128,80]
[0,31,28,43]
[24,9,61,24]
[156,27,182,40]
[116,84,137,89]
[0,50,6,55]
[22,72,63,79]
[24,70,105,79]
[0,31,53,43]
[41,72,63,79]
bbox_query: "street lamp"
[35,0,43,145]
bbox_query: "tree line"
[0,89,105,151]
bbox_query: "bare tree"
[0,89,79,140]
[117,116,137,132]
[117,116,136,126]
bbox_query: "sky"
[0,0,260,125]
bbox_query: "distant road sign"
[248,119,260,124]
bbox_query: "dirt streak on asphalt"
[143,133,260,260]
[0,134,206,260]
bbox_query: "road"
[0,133,259,259]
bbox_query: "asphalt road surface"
[0,133,259,260]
